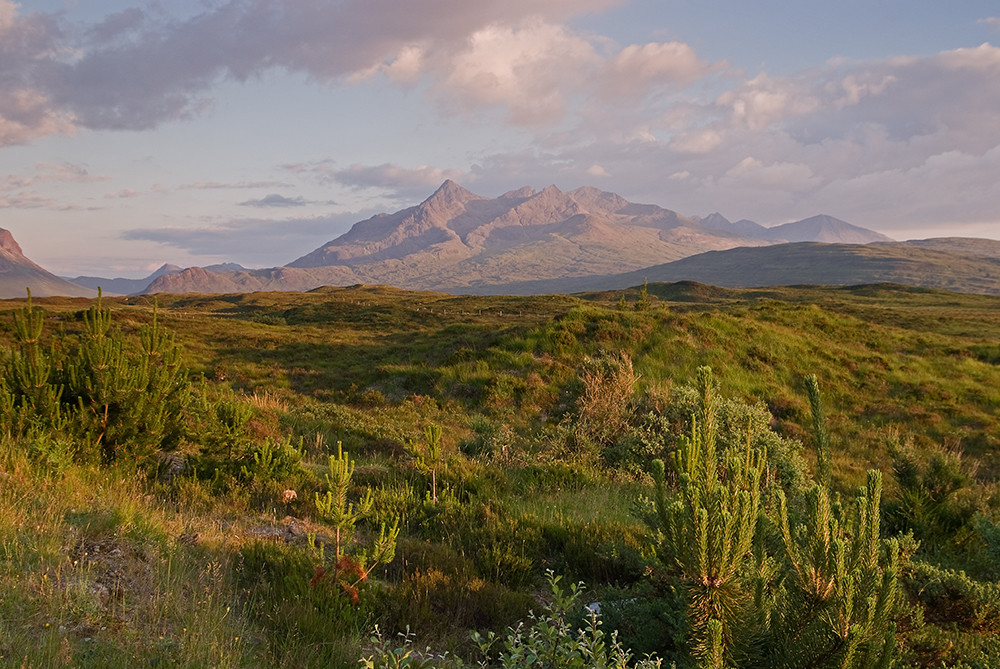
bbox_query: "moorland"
[1,281,999,668]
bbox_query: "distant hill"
[71,262,249,295]
[692,213,892,244]
[68,263,183,295]
[146,265,358,295]
[885,237,1000,259]
[145,181,890,295]
[762,215,893,243]
[468,240,1000,296]
[0,229,97,299]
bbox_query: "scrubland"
[1,281,999,667]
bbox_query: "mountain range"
[65,262,247,295]
[3,181,998,299]
[142,181,894,295]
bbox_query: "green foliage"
[314,440,399,604]
[362,572,665,668]
[650,367,766,662]
[0,292,192,465]
[0,292,65,436]
[773,473,900,668]
[648,368,900,668]
[315,441,375,558]
[884,437,983,549]
[805,373,832,488]
[409,423,445,502]
[239,434,304,482]
[903,560,1000,632]
[61,295,191,463]
[3,283,1000,667]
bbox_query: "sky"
[2,0,999,278]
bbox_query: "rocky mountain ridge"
[148,181,889,295]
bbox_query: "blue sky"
[2,0,999,277]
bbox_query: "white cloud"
[717,73,822,131]
[440,18,601,125]
[598,41,721,98]
[978,17,1000,32]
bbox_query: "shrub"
[648,368,899,668]
[574,352,638,449]
[361,572,665,668]
[0,293,192,466]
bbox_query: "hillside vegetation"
[1,282,999,667]
[478,241,1000,296]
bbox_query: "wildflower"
[281,489,297,504]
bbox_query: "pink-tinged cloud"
[0,2,76,145]
[439,18,602,124]
[4,162,109,189]
[332,163,469,193]
[1,0,629,140]
[598,42,723,98]
[177,180,292,190]
[0,0,710,143]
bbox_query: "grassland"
[1,281,998,667]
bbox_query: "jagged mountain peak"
[0,228,24,256]
[501,186,536,200]
[424,179,481,206]
[568,186,630,214]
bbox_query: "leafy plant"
[361,571,665,668]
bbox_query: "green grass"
[1,281,999,666]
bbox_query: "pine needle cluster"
[649,367,899,668]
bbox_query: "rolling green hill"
[473,239,1000,295]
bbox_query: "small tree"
[0,290,64,435]
[647,368,900,668]
[314,441,399,603]
[1,291,190,465]
[650,367,766,664]
[408,423,444,503]
[59,293,190,463]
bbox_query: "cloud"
[239,194,308,207]
[979,17,1000,32]
[0,0,628,141]
[105,188,142,199]
[0,162,110,209]
[284,160,469,200]
[333,163,468,190]
[597,41,723,99]
[449,42,1000,236]
[178,180,292,190]
[1,0,720,145]
[438,18,602,124]
[122,211,376,263]
[0,1,76,145]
